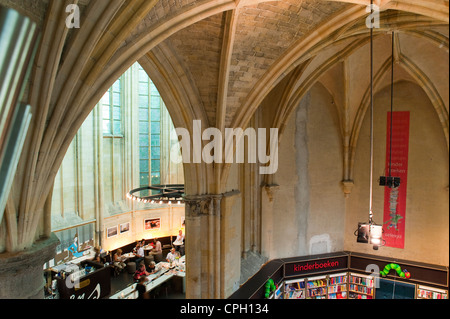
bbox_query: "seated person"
[147,261,161,274]
[149,238,162,256]
[91,246,105,265]
[132,241,140,253]
[135,243,145,266]
[166,248,177,263]
[133,262,150,281]
[113,249,126,272]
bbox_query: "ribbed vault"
[1,0,448,255]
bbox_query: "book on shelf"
[349,283,373,295]
[308,287,326,297]
[349,291,373,299]
[328,284,346,294]
[306,279,327,288]
[284,280,306,299]
[286,289,305,299]
[417,286,448,299]
[329,275,347,285]
[328,291,347,299]
[349,273,374,287]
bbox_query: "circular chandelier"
[126,184,185,205]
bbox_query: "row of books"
[417,290,447,299]
[286,282,305,291]
[329,275,347,285]
[328,284,346,293]
[306,279,327,288]
[349,276,374,287]
[308,287,327,297]
[328,292,347,299]
[349,292,373,299]
[349,283,373,295]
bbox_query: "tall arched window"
[50,62,184,260]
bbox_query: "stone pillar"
[0,234,59,299]
[184,195,212,299]
[260,184,279,259]
[219,190,241,297]
[184,191,240,299]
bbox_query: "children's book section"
[283,272,374,299]
[230,252,449,300]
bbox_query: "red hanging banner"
[382,111,410,249]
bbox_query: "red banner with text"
[383,111,410,249]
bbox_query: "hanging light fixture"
[379,31,401,189]
[355,0,384,250]
[126,184,185,205]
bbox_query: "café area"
[43,235,185,299]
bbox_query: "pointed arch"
[138,43,213,195]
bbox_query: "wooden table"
[109,257,185,299]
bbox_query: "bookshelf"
[328,272,348,299]
[306,275,328,299]
[348,273,374,299]
[284,278,306,299]
[417,285,448,299]
[231,252,449,299]
[274,284,283,299]
[284,273,348,299]
[282,272,448,300]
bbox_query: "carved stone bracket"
[342,180,354,198]
[262,183,280,202]
[184,190,241,218]
[184,195,212,217]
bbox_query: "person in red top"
[133,262,150,281]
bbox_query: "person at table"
[149,238,162,256]
[92,246,105,265]
[113,249,126,273]
[173,230,185,252]
[132,241,140,253]
[147,261,162,274]
[166,247,177,263]
[135,275,149,299]
[135,242,145,266]
[134,262,150,281]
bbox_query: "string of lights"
[126,184,185,205]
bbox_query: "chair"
[144,255,154,267]
[154,252,163,263]
[126,262,136,274]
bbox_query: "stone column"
[260,184,279,259]
[184,191,240,299]
[0,234,59,299]
[184,195,212,299]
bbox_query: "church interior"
[0,0,448,300]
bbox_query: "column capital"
[184,190,240,217]
[342,180,354,198]
[261,183,279,202]
[184,194,212,217]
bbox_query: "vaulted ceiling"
[0,0,448,250]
